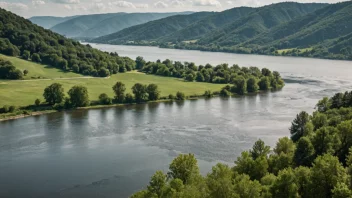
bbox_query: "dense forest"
[132,91,352,198]
[0,8,138,77]
[92,1,352,60]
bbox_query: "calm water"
[1,45,352,198]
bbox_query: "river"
[0,44,351,198]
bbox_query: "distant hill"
[50,12,191,38]
[29,16,77,29]
[197,2,327,46]
[94,3,325,45]
[92,12,214,44]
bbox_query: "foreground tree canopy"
[132,91,352,198]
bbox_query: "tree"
[290,111,309,142]
[185,73,195,82]
[176,91,186,100]
[233,174,262,198]
[195,72,205,82]
[147,171,167,197]
[250,139,270,159]
[274,137,295,155]
[43,83,65,105]
[168,154,200,184]
[125,93,134,103]
[112,82,126,103]
[135,56,146,70]
[146,84,160,101]
[310,154,348,198]
[21,50,30,60]
[23,69,28,76]
[271,168,298,198]
[234,151,269,181]
[68,85,89,107]
[294,166,311,198]
[233,76,247,95]
[247,77,259,92]
[259,76,270,90]
[99,93,112,105]
[98,68,110,77]
[35,98,41,106]
[293,137,314,167]
[132,83,148,103]
[206,163,234,198]
[31,53,41,62]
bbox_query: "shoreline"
[0,97,201,122]
[89,42,352,62]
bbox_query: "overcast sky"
[0,0,344,18]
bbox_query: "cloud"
[170,0,185,7]
[109,1,136,8]
[193,0,221,7]
[154,1,168,8]
[52,0,80,4]
[32,0,46,6]
[0,2,29,11]
[135,4,149,9]
[226,1,233,5]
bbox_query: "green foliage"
[112,82,126,103]
[98,93,112,105]
[146,84,160,101]
[0,58,23,79]
[0,8,135,76]
[290,111,309,142]
[168,154,200,184]
[203,90,213,98]
[132,83,148,103]
[68,85,90,107]
[43,83,65,105]
[35,98,41,106]
[176,92,186,100]
[271,168,298,198]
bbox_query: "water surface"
[1,45,352,198]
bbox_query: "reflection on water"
[1,46,352,198]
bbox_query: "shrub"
[176,92,186,100]
[9,105,16,113]
[35,99,41,106]
[99,93,112,105]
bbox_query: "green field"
[0,56,224,106]
[0,54,82,80]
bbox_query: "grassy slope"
[0,54,82,79]
[0,56,224,106]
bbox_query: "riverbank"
[0,96,206,122]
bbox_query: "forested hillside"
[29,15,77,29]
[94,2,325,45]
[50,12,190,38]
[132,91,352,197]
[92,12,214,44]
[0,8,135,77]
[92,1,352,60]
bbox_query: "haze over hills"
[46,12,192,38]
[93,12,215,44]
[29,16,78,29]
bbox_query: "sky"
[0,0,344,18]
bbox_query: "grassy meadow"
[0,56,224,107]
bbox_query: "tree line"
[136,56,285,92]
[23,82,187,111]
[131,91,352,198]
